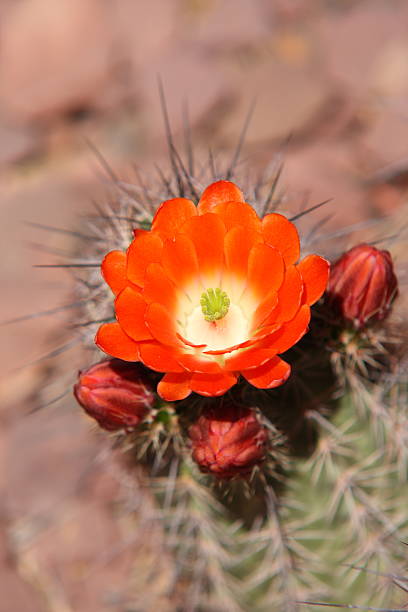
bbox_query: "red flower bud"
[74,359,156,431]
[189,402,268,479]
[326,244,398,329]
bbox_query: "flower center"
[200,288,230,322]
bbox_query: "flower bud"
[189,401,268,479]
[326,244,398,329]
[74,359,156,431]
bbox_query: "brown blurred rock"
[0,122,43,166]
[139,42,232,139]
[112,0,178,74]
[316,1,408,92]
[360,106,408,165]
[189,0,272,46]
[0,0,120,123]
[0,171,93,378]
[368,183,406,215]
[213,48,332,146]
[283,141,368,231]
[370,40,408,99]
[0,529,44,612]
[1,398,174,611]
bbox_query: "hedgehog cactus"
[45,125,406,610]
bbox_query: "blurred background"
[1,1,408,610]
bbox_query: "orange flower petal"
[115,287,153,341]
[246,244,285,300]
[138,342,184,372]
[127,230,163,287]
[101,250,127,295]
[181,213,226,283]
[161,233,200,290]
[242,356,291,389]
[96,178,329,399]
[251,289,279,331]
[297,254,330,305]
[213,201,261,232]
[262,213,300,265]
[145,302,181,346]
[252,323,282,341]
[151,197,197,239]
[190,371,238,397]
[224,226,262,281]
[203,337,257,355]
[225,347,278,371]
[157,372,192,401]
[142,263,179,312]
[177,353,222,374]
[262,304,310,354]
[266,265,303,324]
[95,322,139,361]
[177,333,207,349]
[197,180,244,214]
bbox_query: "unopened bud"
[326,244,398,329]
[189,401,268,479]
[74,359,155,431]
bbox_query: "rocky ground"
[1,1,408,610]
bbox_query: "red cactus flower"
[96,180,329,401]
[189,402,268,479]
[74,359,155,431]
[326,244,398,329]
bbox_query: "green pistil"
[200,288,230,322]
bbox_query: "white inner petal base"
[184,303,249,351]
